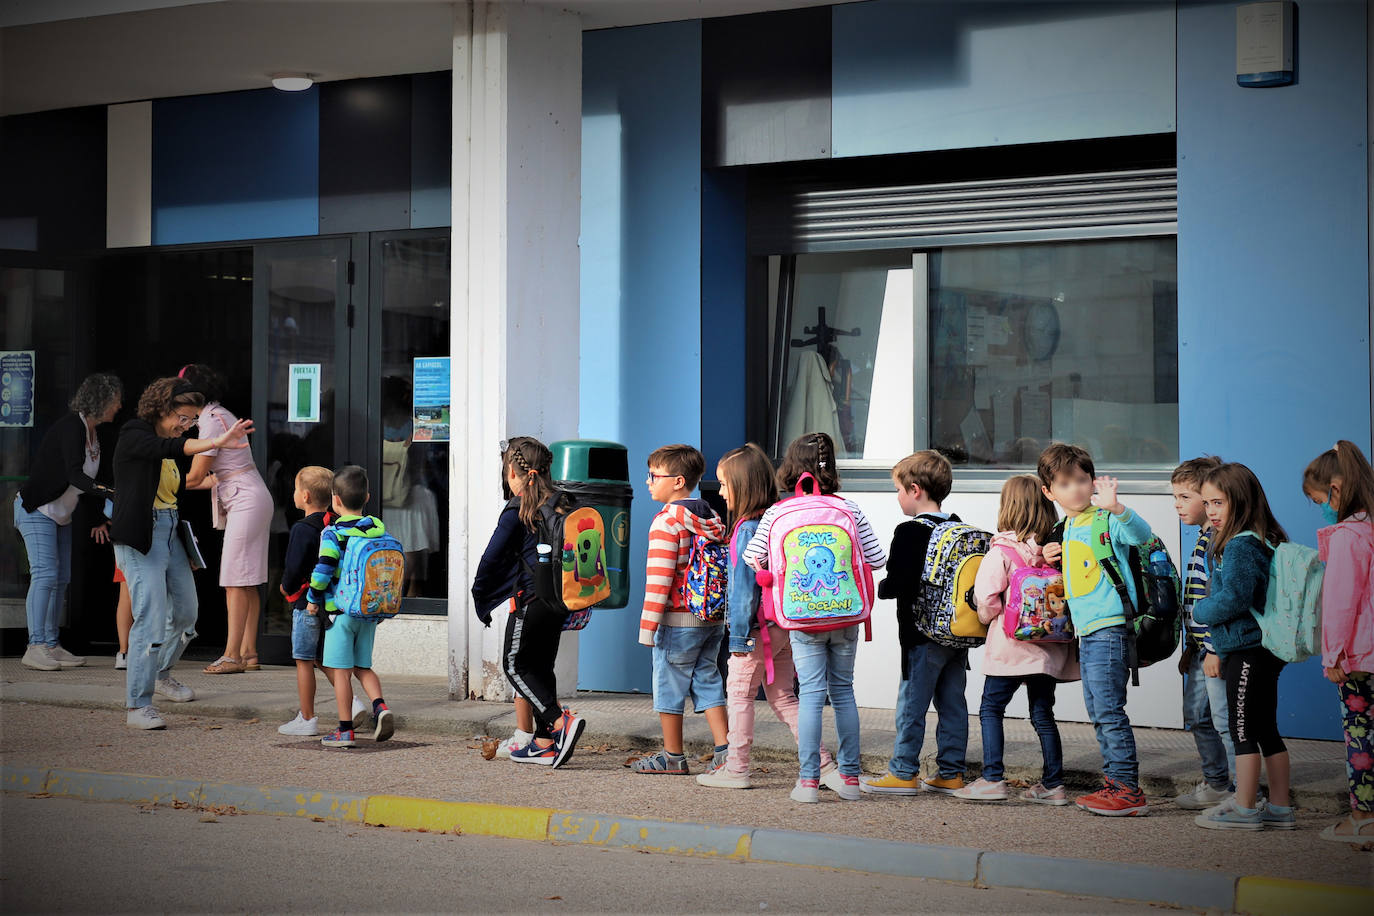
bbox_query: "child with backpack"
[697,443,839,791]
[634,444,729,775]
[861,449,972,798]
[743,432,886,803]
[1304,441,1374,844]
[954,475,1078,804]
[1038,443,1154,816]
[305,465,400,748]
[1191,462,1295,830]
[471,437,587,768]
[1170,455,1237,811]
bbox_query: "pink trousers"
[725,623,834,775]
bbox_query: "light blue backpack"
[1236,531,1324,663]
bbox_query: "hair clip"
[499,438,510,453]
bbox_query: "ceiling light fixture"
[270,72,314,92]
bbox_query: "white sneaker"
[495,729,533,759]
[114,651,127,670]
[696,766,752,789]
[350,696,369,728]
[278,712,319,736]
[155,676,195,703]
[48,644,86,668]
[790,778,820,804]
[952,777,1009,801]
[1174,781,1233,810]
[21,645,60,671]
[127,706,166,730]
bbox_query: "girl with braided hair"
[471,437,586,768]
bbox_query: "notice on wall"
[412,357,450,442]
[0,350,36,428]
[288,363,320,423]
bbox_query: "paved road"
[2,702,1369,889]
[1,794,1165,914]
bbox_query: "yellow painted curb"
[1234,876,1374,916]
[364,795,552,841]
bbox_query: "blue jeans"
[1079,625,1138,788]
[13,493,72,647]
[889,641,968,781]
[980,674,1063,787]
[114,510,199,710]
[791,625,861,780]
[1183,649,1235,790]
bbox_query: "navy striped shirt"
[1182,529,1215,653]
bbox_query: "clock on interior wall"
[1023,301,1061,361]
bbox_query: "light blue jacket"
[727,518,761,653]
[1058,507,1152,636]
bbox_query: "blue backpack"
[334,532,406,619]
[679,534,729,622]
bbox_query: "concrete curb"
[5,765,1370,914]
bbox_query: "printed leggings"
[1339,672,1373,813]
[1224,647,1286,757]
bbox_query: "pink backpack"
[1000,546,1074,643]
[755,473,876,636]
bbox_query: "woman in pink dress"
[180,365,273,674]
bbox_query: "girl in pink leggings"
[697,444,837,791]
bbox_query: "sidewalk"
[0,656,1348,809]
[3,655,1371,912]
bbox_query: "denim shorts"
[651,623,726,714]
[321,614,378,670]
[291,608,324,662]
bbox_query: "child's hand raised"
[1091,476,1124,514]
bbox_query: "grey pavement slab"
[0,655,1347,809]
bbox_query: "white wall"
[846,487,1184,728]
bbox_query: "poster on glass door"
[412,357,450,441]
[288,363,321,423]
[0,350,36,428]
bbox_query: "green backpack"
[1235,531,1324,663]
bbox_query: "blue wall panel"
[700,168,748,472]
[831,0,1175,157]
[152,88,319,244]
[579,20,703,693]
[1178,0,1370,740]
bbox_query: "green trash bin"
[550,439,633,609]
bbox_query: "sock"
[339,720,352,733]
[712,743,729,767]
[664,750,685,760]
[373,697,387,714]
[714,743,729,754]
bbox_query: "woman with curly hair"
[111,376,252,730]
[14,373,123,671]
[178,364,273,674]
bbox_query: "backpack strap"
[756,583,776,685]
[794,472,819,497]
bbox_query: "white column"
[448,1,583,699]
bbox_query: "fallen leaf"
[544,896,562,901]
[204,725,223,731]
[311,816,326,823]
[95,743,112,748]
[199,815,218,823]
[246,718,259,725]
[26,793,52,799]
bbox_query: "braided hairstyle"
[776,431,841,495]
[504,436,556,532]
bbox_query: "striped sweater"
[638,498,726,646]
[306,514,387,613]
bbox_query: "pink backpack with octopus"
[754,473,875,636]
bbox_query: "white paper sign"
[288,364,320,423]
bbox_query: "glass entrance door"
[253,238,354,665]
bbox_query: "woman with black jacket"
[112,377,251,730]
[14,373,122,672]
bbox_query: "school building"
[1,0,1369,739]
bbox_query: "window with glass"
[768,237,1178,467]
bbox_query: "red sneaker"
[1075,778,1149,817]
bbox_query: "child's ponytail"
[1304,440,1374,523]
[505,436,555,532]
[776,432,841,495]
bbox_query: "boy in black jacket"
[276,466,365,736]
[860,450,969,796]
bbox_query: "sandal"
[241,654,261,671]
[631,750,689,775]
[1318,815,1374,845]
[203,656,244,675]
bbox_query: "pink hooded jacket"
[1317,513,1374,674]
[974,533,1080,680]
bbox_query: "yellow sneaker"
[859,772,921,795]
[922,774,966,795]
